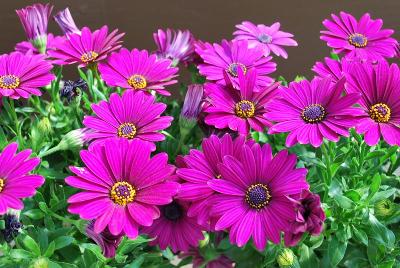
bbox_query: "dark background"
[1,0,399,80]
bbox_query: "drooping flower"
[1,213,22,243]
[16,3,53,53]
[266,77,362,147]
[312,57,350,83]
[0,143,44,214]
[48,26,124,67]
[179,84,204,135]
[345,60,400,146]
[0,52,54,99]
[98,48,178,96]
[181,249,234,268]
[196,40,276,89]
[208,142,309,250]
[66,138,179,238]
[141,199,205,252]
[284,190,326,247]
[153,29,195,66]
[15,33,65,55]
[83,90,173,149]
[233,21,298,58]
[320,12,398,61]
[86,220,123,258]
[60,78,88,102]
[204,69,278,135]
[54,7,81,35]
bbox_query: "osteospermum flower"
[266,77,362,147]
[181,249,234,268]
[15,33,65,56]
[66,138,179,238]
[98,48,178,96]
[48,26,124,67]
[208,142,309,250]
[233,21,298,58]
[54,7,81,35]
[312,57,350,83]
[0,143,44,214]
[86,220,123,258]
[83,90,173,149]
[196,39,276,89]
[141,199,205,252]
[345,61,400,146]
[204,69,278,135]
[320,12,398,61]
[0,52,54,99]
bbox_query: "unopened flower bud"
[277,248,295,267]
[294,75,306,82]
[179,84,203,136]
[38,117,52,135]
[58,128,91,151]
[374,199,394,217]
[54,8,81,35]
[32,257,49,268]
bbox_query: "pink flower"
[54,7,81,35]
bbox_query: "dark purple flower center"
[117,123,137,139]
[301,104,326,123]
[0,75,20,89]
[348,33,368,48]
[235,100,256,118]
[369,103,391,123]
[1,214,22,243]
[110,181,136,206]
[227,62,247,77]
[81,51,99,63]
[128,74,147,89]
[162,201,183,221]
[258,33,272,44]
[245,183,271,209]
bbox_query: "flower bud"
[179,84,203,136]
[374,199,394,217]
[277,248,295,267]
[54,8,81,35]
[38,117,52,135]
[58,128,91,151]
[32,257,49,268]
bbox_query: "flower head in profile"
[54,7,81,35]
[0,143,44,215]
[86,220,123,258]
[66,138,179,239]
[233,21,298,58]
[153,29,195,66]
[0,52,54,99]
[181,249,234,268]
[48,26,124,67]
[312,57,351,83]
[15,33,65,56]
[320,12,397,61]
[141,199,205,252]
[84,90,173,149]
[98,48,178,96]
[16,3,53,53]
[345,61,400,146]
[208,142,309,250]
[204,69,278,135]
[196,40,276,89]
[1,213,23,243]
[266,77,362,147]
[179,84,204,134]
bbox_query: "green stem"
[39,144,62,158]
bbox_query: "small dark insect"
[60,78,88,102]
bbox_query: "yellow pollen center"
[348,33,368,48]
[0,178,4,193]
[80,51,99,63]
[0,75,20,89]
[235,100,255,118]
[110,181,136,206]
[369,103,391,123]
[128,74,147,89]
[117,123,137,139]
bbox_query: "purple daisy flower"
[66,138,179,238]
[83,89,173,149]
[345,61,400,146]
[141,199,205,253]
[98,48,178,96]
[54,7,81,35]
[0,143,44,214]
[312,57,351,83]
[153,29,195,66]
[48,26,124,67]
[15,33,65,56]
[181,249,234,268]
[86,220,123,258]
[196,40,276,89]
[208,142,309,250]
[204,69,278,135]
[320,12,398,61]
[233,21,298,58]
[0,52,55,99]
[266,77,362,147]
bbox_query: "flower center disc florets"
[80,51,99,63]
[110,181,136,206]
[301,104,326,123]
[118,123,137,139]
[227,62,247,77]
[245,183,271,209]
[128,74,147,89]
[162,201,183,221]
[0,75,20,89]
[235,100,255,118]
[0,178,4,193]
[369,103,391,123]
[258,33,272,44]
[348,33,368,48]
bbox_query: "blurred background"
[1,0,399,80]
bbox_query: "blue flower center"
[0,75,20,89]
[301,104,326,123]
[235,100,255,118]
[258,33,272,44]
[227,62,247,77]
[245,184,271,209]
[162,201,183,221]
[369,103,391,123]
[348,33,368,48]
[117,123,137,139]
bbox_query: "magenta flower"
[284,190,326,247]
[320,12,398,61]
[0,52,55,99]
[83,90,173,149]
[0,143,44,214]
[180,84,204,131]
[208,142,309,250]
[66,138,179,238]
[345,61,400,146]
[176,134,248,225]
[86,220,123,258]
[153,29,195,66]
[181,249,234,268]
[196,40,276,89]
[98,48,178,96]
[204,69,278,135]
[233,21,298,58]
[48,26,124,67]
[15,33,65,56]
[266,77,362,147]
[141,199,205,252]
[54,7,81,35]
[312,57,351,83]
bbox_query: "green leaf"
[366,213,395,248]
[22,235,41,256]
[328,236,348,267]
[54,236,74,250]
[10,249,35,259]
[369,173,381,198]
[334,195,354,209]
[370,188,396,204]
[298,244,319,267]
[44,241,56,257]
[365,150,386,160]
[352,226,368,246]
[24,209,45,220]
